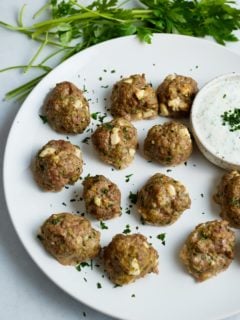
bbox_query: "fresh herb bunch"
[1,0,240,101]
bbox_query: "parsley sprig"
[1,0,240,100]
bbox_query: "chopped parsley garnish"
[223,94,227,98]
[100,221,108,230]
[98,113,107,123]
[97,282,102,289]
[39,114,48,124]
[62,202,67,206]
[91,112,100,120]
[125,207,131,215]
[157,233,166,246]
[131,294,136,298]
[75,261,90,271]
[201,193,204,198]
[52,218,61,225]
[125,174,133,182]
[122,224,131,234]
[83,311,86,317]
[221,108,240,132]
[91,112,107,123]
[82,136,90,144]
[129,191,138,204]
[114,284,122,288]
[111,70,116,73]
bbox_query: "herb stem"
[5,73,47,100]
[24,32,49,73]
[18,4,27,27]
[0,65,52,73]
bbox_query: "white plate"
[3,34,240,320]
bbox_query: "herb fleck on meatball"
[91,118,138,169]
[83,175,121,220]
[137,173,191,225]
[110,74,158,120]
[33,140,83,191]
[44,81,90,134]
[214,170,240,228]
[39,213,101,265]
[103,233,158,285]
[144,121,192,166]
[157,74,198,117]
[180,220,235,281]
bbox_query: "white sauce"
[191,73,240,169]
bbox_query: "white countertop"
[1,1,240,319]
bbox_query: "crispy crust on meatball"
[103,233,158,285]
[137,173,191,225]
[39,213,101,265]
[33,140,83,191]
[143,121,193,166]
[213,170,240,228]
[157,74,198,117]
[110,74,158,121]
[180,220,235,281]
[83,175,121,220]
[44,81,90,134]
[91,118,138,169]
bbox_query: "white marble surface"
[0,1,240,319]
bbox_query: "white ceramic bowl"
[191,72,240,171]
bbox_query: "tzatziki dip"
[191,73,240,170]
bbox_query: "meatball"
[103,233,158,285]
[157,74,198,117]
[213,170,240,228]
[110,74,158,120]
[39,213,101,265]
[179,220,235,281]
[83,175,121,220]
[33,140,83,191]
[91,118,138,169]
[137,173,191,225]
[44,81,90,134]
[143,121,192,166]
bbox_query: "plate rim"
[3,33,240,320]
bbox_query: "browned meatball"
[180,220,235,281]
[143,121,192,166]
[103,233,158,285]
[83,175,121,220]
[39,213,101,265]
[157,74,198,117]
[110,74,158,120]
[137,173,191,225]
[44,81,90,134]
[213,170,240,228]
[33,140,82,191]
[91,118,138,169]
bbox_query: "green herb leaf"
[129,191,138,204]
[125,174,133,182]
[157,233,166,245]
[39,114,48,124]
[122,224,131,234]
[100,221,108,230]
